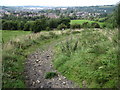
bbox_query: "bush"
[46,27,51,31]
[49,32,58,38]
[60,39,79,56]
[71,24,81,29]
[31,19,47,33]
[91,22,100,28]
[82,22,90,28]
[45,72,58,79]
[57,23,67,30]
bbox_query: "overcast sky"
[1,0,119,6]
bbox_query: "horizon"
[0,4,116,7]
[1,0,119,7]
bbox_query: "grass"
[2,30,71,88]
[53,28,118,88]
[45,72,58,79]
[2,29,118,88]
[70,20,104,27]
[2,30,31,43]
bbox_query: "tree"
[91,22,100,28]
[23,21,33,31]
[60,17,70,28]
[47,19,60,29]
[18,21,25,30]
[31,19,47,33]
[116,3,120,28]
[82,22,90,28]
[2,20,18,30]
[71,24,81,29]
[57,23,67,30]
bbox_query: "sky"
[0,0,119,6]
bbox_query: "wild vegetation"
[53,29,118,88]
[2,2,119,88]
[2,30,72,88]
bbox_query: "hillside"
[2,29,118,88]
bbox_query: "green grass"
[45,72,58,79]
[70,20,104,27]
[2,29,118,88]
[2,30,71,88]
[53,29,118,88]
[2,30,31,43]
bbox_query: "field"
[53,28,118,88]
[2,29,119,88]
[2,30,31,43]
[2,30,71,88]
[70,20,104,27]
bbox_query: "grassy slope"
[70,20,104,27]
[2,30,71,88]
[53,29,118,88]
[2,29,118,88]
[2,30,31,43]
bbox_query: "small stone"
[32,82,35,85]
[59,78,61,81]
[38,70,41,72]
[38,64,41,66]
[47,82,52,84]
[36,80,41,83]
[63,77,66,79]
[36,59,39,63]
[62,82,66,85]
[47,55,49,57]
[41,86,44,88]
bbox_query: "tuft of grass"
[45,72,58,79]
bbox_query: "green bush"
[49,32,58,38]
[45,72,58,79]
[71,24,81,29]
[46,27,51,31]
[57,23,67,30]
[60,39,79,56]
[82,22,90,28]
[91,22,100,28]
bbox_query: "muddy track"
[24,36,79,88]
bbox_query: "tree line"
[2,17,71,33]
[2,16,102,33]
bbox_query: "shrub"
[57,23,67,30]
[49,32,58,38]
[82,22,90,28]
[71,24,81,29]
[60,39,79,56]
[45,72,58,79]
[91,22,100,28]
[46,27,51,31]
[31,19,47,33]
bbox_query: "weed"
[53,29,118,88]
[60,39,79,56]
[45,72,58,79]
[49,32,58,38]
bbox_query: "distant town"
[0,5,115,19]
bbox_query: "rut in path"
[24,37,79,88]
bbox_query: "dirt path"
[24,36,79,88]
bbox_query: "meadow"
[2,30,31,43]
[2,28,118,88]
[70,20,104,27]
[2,29,71,88]
[53,28,118,88]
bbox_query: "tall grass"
[53,29,118,88]
[2,30,71,88]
